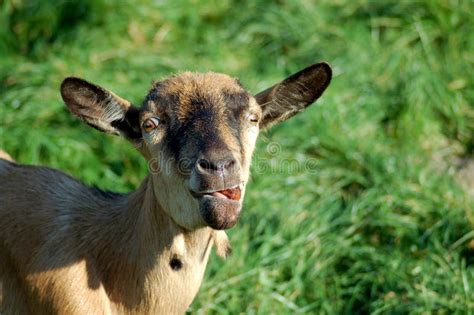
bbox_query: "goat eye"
[142,117,160,133]
[246,113,259,124]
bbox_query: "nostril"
[196,156,238,173]
[197,158,217,171]
[223,159,236,170]
[197,159,208,169]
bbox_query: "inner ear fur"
[60,77,141,140]
[255,62,332,128]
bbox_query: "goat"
[0,62,332,314]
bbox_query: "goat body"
[0,159,217,314]
[0,63,331,314]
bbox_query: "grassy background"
[1,0,473,313]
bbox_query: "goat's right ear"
[255,62,332,128]
[60,77,141,140]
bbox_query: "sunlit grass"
[1,0,473,313]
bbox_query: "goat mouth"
[203,187,242,201]
[191,185,243,230]
[191,185,242,202]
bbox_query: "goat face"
[60,63,332,230]
[139,73,259,230]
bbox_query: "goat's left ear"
[60,77,142,141]
[255,62,332,128]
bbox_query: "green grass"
[1,0,473,313]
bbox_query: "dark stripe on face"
[144,82,250,170]
[222,90,249,161]
[166,103,227,164]
[222,91,250,118]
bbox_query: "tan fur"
[147,72,249,164]
[0,75,253,315]
[0,164,218,314]
[0,63,331,315]
[156,72,243,123]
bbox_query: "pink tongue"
[211,191,228,199]
[214,188,241,201]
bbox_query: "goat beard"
[199,197,242,230]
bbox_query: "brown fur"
[146,72,249,153]
[0,63,332,314]
[155,72,242,121]
[0,163,219,314]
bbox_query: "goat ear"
[255,62,332,128]
[60,77,141,140]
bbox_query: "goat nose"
[196,156,237,174]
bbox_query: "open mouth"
[203,186,241,201]
[191,184,242,202]
[191,185,243,230]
